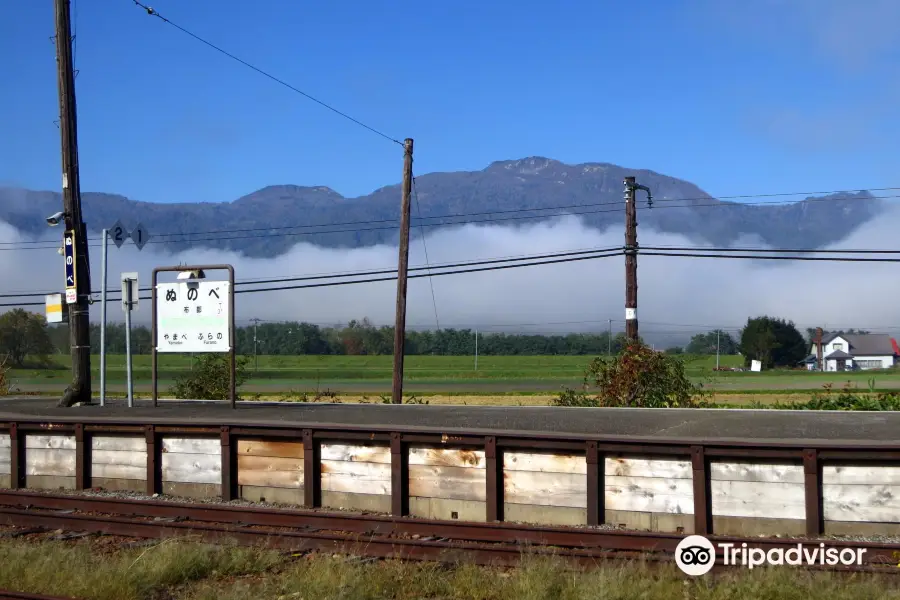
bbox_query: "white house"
[801,333,899,372]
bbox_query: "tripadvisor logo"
[675,535,868,576]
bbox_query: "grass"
[1,537,898,600]
[9,354,900,394]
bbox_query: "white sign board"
[121,272,139,312]
[750,360,762,372]
[155,280,230,353]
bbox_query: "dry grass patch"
[0,538,898,600]
[0,537,280,600]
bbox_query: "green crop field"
[7,353,900,395]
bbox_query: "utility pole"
[607,319,612,355]
[250,318,262,371]
[391,138,414,404]
[55,0,92,407]
[623,177,652,343]
[715,330,721,370]
[474,328,478,372]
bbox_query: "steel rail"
[0,491,898,573]
[0,591,77,600]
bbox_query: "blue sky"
[1,0,898,204]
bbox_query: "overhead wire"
[130,1,403,147]
[412,170,440,330]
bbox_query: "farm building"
[801,333,899,372]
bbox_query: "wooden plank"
[408,464,486,501]
[320,460,391,496]
[91,436,145,452]
[409,446,485,469]
[604,491,694,515]
[823,501,900,523]
[710,462,804,484]
[823,483,900,512]
[605,475,694,515]
[711,480,806,519]
[91,463,146,481]
[237,455,304,473]
[237,469,303,488]
[25,435,76,450]
[605,457,692,479]
[24,448,76,477]
[321,470,392,495]
[823,465,900,485]
[0,435,9,478]
[91,450,146,468]
[161,453,221,484]
[504,470,586,508]
[161,438,220,455]
[503,452,586,475]
[320,443,390,464]
[237,440,304,459]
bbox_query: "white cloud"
[1,210,899,347]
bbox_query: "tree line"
[0,308,879,370]
[34,315,640,359]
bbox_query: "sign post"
[121,272,139,408]
[151,264,235,408]
[98,221,151,407]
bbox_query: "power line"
[412,172,440,330]
[0,247,624,308]
[5,188,898,251]
[130,1,403,147]
[0,246,623,299]
[6,243,900,302]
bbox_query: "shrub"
[769,382,900,411]
[0,353,9,396]
[553,341,708,408]
[170,354,251,400]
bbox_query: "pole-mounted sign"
[63,229,77,304]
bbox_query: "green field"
[7,354,900,396]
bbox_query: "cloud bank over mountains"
[2,209,899,345]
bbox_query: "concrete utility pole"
[623,177,652,343]
[391,138,414,404]
[55,0,92,407]
[250,318,262,371]
[716,330,721,370]
[607,319,612,355]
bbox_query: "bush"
[766,382,900,411]
[0,353,9,396]
[170,354,251,401]
[553,341,708,408]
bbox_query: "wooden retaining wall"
[160,437,221,498]
[91,436,147,492]
[0,423,898,537]
[25,434,76,490]
[0,433,9,489]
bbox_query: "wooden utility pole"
[55,0,93,407]
[623,177,639,341]
[623,177,652,343]
[391,138,414,404]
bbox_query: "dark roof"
[820,333,896,356]
[825,349,854,360]
[800,354,818,363]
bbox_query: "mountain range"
[0,157,885,258]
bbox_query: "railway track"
[0,591,75,600]
[0,490,898,574]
